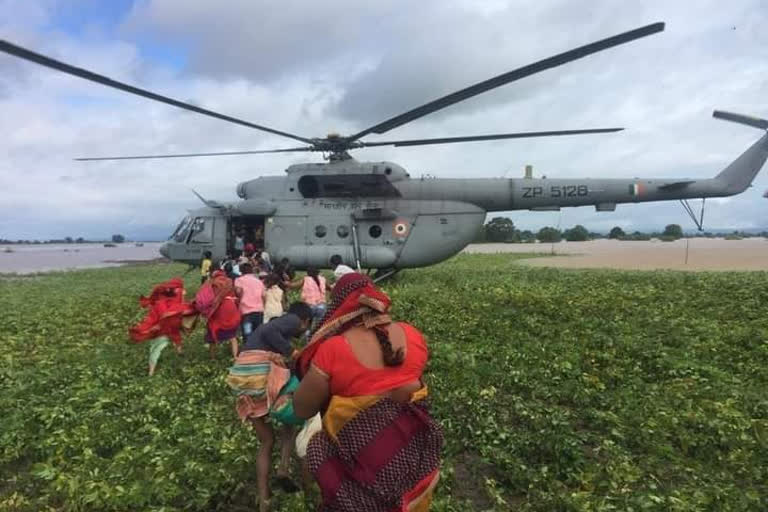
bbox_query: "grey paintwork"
[160,125,768,270]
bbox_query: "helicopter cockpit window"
[170,216,192,243]
[298,174,400,199]
[188,217,213,244]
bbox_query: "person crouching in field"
[227,302,313,512]
[198,270,242,360]
[129,277,197,376]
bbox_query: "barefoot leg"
[249,417,275,511]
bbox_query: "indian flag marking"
[629,183,645,196]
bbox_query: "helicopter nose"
[159,242,170,259]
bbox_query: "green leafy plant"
[1,256,767,511]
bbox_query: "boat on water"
[135,243,144,247]
[104,243,117,248]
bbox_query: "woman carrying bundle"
[293,273,444,512]
[129,277,197,376]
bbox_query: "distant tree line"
[475,217,768,243]
[0,234,127,244]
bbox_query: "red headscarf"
[138,277,185,308]
[296,272,391,377]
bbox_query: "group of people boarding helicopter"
[129,251,439,511]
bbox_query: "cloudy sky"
[1,0,766,241]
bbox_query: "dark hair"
[307,267,321,289]
[204,251,212,259]
[264,273,280,288]
[374,327,405,367]
[288,301,312,321]
[330,254,342,267]
[239,262,252,274]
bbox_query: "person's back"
[310,322,426,398]
[263,284,284,323]
[243,307,307,357]
[235,273,264,315]
[293,273,442,512]
[301,274,326,306]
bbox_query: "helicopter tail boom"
[712,111,768,195]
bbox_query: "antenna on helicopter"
[0,22,665,162]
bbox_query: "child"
[129,278,196,376]
[200,251,212,284]
[227,302,313,512]
[262,273,284,323]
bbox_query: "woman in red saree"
[129,277,196,376]
[204,270,242,360]
[293,273,443,512]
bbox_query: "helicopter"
[2,21,767,278]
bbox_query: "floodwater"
[465,238,768,271]
[2,238,766,274]
[0,242,165,274]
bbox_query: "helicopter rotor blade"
[360,128,624,148]
[713,110,768,131]
[0,39,314,145]
[348,22,664,141]
[74,147,313,161]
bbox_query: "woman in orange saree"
[294,273,443,512]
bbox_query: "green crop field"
[1,255,767,511]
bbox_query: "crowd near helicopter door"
[229,215,266,256]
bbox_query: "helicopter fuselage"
[161,132,768,269]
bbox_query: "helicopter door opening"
[229,216,266,256]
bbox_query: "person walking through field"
[200,251,213,284]
[293,273,443,511]
[262,273,285,324]
[287,267,327,331]
[227,302,313,512]
[235,262,265,338]
[198,270,241,360]
[129,277,197,376]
